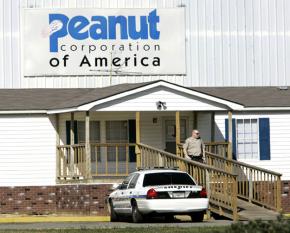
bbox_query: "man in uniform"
[183,129,205,163]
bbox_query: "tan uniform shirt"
[183,137,205,157]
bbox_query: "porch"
[55,110,227,180]
[55,110,281,221]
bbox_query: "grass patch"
[0,227,227,233]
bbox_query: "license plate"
[172,192,185,198]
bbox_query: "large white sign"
[22,8,186,76]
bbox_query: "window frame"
[235,118,260,160]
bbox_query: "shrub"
[226,215,290,233]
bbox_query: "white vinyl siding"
[215,112,290,180]
[0,115,56,186]
[92,87,227,111]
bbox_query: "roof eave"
[0,110,47,114]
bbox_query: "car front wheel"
[190,211,204,222]
[132,201,143,223]
[109,200,119,222]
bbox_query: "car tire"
[109,200,119,222]
[164,214,175,222]
[190,211,204,222]
[132,201,143,223]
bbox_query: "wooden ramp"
[237,199,279,221]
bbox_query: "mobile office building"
[0,0,289,218]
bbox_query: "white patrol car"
[107,168,209,223]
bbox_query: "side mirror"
[119,183,127,190]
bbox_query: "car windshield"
[143,172,196,187]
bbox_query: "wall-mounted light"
[156,101,167,110]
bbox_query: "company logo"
[49,9,160,52]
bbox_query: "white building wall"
[215,111,290,180]
[92,87,227,111]
[0,114,56,186]
[1,0,290,88]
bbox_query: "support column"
[277,176,282,212]
[227,110,233,160]
[175,111,180,155]
[135,112,141,168]
[70,112,75,177]
[85,111,91,179]
[176,111,185,170]
[55,114,60,180]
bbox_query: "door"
[113,173,135,214]
[164,119,187,154]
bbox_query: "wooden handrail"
[137,143,238,221]
[177,143,281,211]
[205,151,282,211]
[206,151,282,176]
[138,143,234,175]
[205,142,229,146]
[90,142,136,147]
[90,143,136,177]
[178,141,229,158]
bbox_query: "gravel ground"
[0,219,233,230]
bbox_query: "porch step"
[237,199,279,221]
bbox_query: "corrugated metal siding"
[215,112,290,180]
[1,0,290,88]
[0,114,56,186]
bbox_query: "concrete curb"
[0,216,110,223]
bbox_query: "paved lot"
[0,219,233,230]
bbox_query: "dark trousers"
[189,155,204,163]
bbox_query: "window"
[165,119,187,142]
[77,121,100,143]
[106,121,128,161]
[128,174,140,189]
[66,121,100,144]
[143,172,195,187]
[66,121,100,161]
[106,121,128,142]
[120,173,135,190]
[236,119,259,160]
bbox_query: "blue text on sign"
[49,9,160,52]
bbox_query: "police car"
[107,168,209,223]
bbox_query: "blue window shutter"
[232,119,236,160]
[225,118,236,160]
[259,118,271,160]
[66,121,78,145]
[225,119,228,141]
